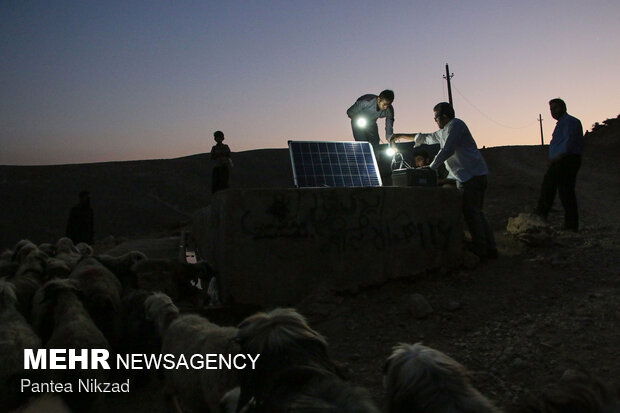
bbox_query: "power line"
[452,84,536,130]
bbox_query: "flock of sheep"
[1,237,618,413]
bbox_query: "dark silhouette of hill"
[1,116,618,251]
[0,149,292,250]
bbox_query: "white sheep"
[75,242,93,256]
[94,251,147,290]
[53,237,81,269]
[145,292,239,413]
[0,280,42,412]
[384,342,501,413]
[11,240,38,264]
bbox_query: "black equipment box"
[392,167,438,187]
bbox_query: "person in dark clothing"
[211,130,232,194]
[346,90,395,147]
[535,98,584,231]
[413,149,455,187]
[66,190,94,245]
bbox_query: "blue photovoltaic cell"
[288,141,382,188]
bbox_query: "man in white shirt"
[390,102,497,260]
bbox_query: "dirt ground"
[101,127,620,412]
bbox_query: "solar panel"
[288,141,383,188]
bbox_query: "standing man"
[66,190,94,245]
[535,98,583,231]
[390,102,497,260]
[347,90,395,147]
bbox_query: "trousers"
[458,174,496,257]
[351,119,380,146]
[211,165,230,194]
[536,154,581,230]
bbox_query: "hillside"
[0,149,292,250]
[1,117,619,411]
[1,118,618,250]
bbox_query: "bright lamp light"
[386,147,396,156]
[356,117,367,128]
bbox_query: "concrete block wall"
[193,187,463,306]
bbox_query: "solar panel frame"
[288,140,383,188]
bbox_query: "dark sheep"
[384,342,501,413]
[30,278,111,412]
[68,257,123,349]
[0,280,42,412]
[516,369,620,413]
[235,308,379,413]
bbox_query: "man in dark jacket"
[66,190,94,244]
[347,90,395,147]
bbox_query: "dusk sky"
[1,1,619,165]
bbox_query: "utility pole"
[444,64,454,107]
[538,114,544,145]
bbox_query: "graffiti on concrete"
[240,190,457,252]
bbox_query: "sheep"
[516,369,620,413]
[17,247,49,272]
[30,278,111,412]
[383,342,501,413]
[94,250,147,290]
[133,258,214,307]
[234,308,379,413]
[220,387,243,413]
[75,242,93,256]
[1,248,13,261]
[120,289,161,355]
[11,240,38,264]
[8,394,72,413]
[5,248,49,320]
[37,242,56,257]
[54,237,79,255]
[117,289,162,387]
[0,249,19,278]
[54,237,81,269]
[0,280,42,412]
[44,257,72,279]
[68,256,123,349]
[145,292,239,413]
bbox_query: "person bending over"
[390,102,496,260]
[346,90,395,147]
